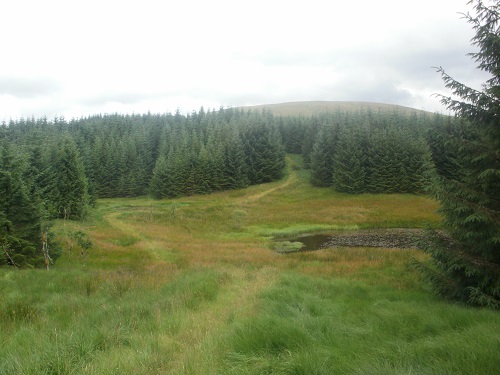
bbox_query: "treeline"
[2,108,286,199]
[278,110,451,194]
[0,108,285,266]
[1,106,453,267]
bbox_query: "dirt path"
[106,211,138,237]
[242,165,297,203]
[105,211,171,263]
[163,266,278,373]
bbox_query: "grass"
[1,155,499,374]
[221,273,499,375]
[271,240,305,254]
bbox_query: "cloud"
[0,77,61,98]
[81,91,166,107]
[0,0,491,120]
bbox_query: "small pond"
[274,228,424,253]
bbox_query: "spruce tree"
[149,155,171,199]
[332,126,367,194]
[416,1,500,308]
[301,117,322,169]
[243,120,285,185]
[221,128,249,190]
[309,127,335,187]
[0,143,46,267]
[47,136,90,220]
[365,129,394,193]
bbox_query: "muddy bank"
[320,228,424,249]
[276,228,425,252]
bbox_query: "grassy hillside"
[241,100,429,117]
[1,156,499,374]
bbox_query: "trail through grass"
[242,158,298,203]
[1,155,499,374]
[165,266,278,374]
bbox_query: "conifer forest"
[1,107,452,268]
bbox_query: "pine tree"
[365,129,394,193]
[332,126,367,194]
[0,143,46,267]
[92,137,115,198]
[309,127,336,187]
[279,117,306,154]
[149,155,171,199]
[47,136,90,220]
[301,117,322,168]
[242,119,285,185]
[222,128,249,190]
[415,1,500,308]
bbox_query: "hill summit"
[241,101,427,117]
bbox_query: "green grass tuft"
[249,224,360,238]
[221,273,500,374]
[271,241,305,254]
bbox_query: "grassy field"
[1,155,499,374]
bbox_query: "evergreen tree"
[92,137,115,198]
[365,129,395,193]
[301,117,322,168]
[47,136,90,220]
[415,1,500,308]
[309,127,336,187]
[0,143,45,267]
[279,117,306,153]
[25,143,50,202]
[243,119,285,185]
[221,128,249,190]
[332,126,367,194]
[149,155,171,199]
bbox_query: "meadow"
[1,155,499,374]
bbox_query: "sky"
[0,0,492,121]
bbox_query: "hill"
[241,100,429,117]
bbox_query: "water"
[276,229,423,251]
[289,234,332,251]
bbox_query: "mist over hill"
[241,101,432,117]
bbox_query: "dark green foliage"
[117,136,147,197]
[366,128,430,194]
[91,137,114,198]
[148,110,284,198]
[149,155,172,199]
[425,115,464,181]
[415,1,500,308]
[46,136,90,220]
[278,116,307,154]
[332,125,367,194]
[0,143,59,268]
[301,117,322,169]
[242,114,286,185]
[309,127,336,187]
[0,145,40,267]
[4,109,287,203]
[302,110,433,194]
[220,128,249,190]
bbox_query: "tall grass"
[1,155,497,374]
[0,267,229,374]
[221,273,500,375]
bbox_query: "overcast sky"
[0,0,492,121]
